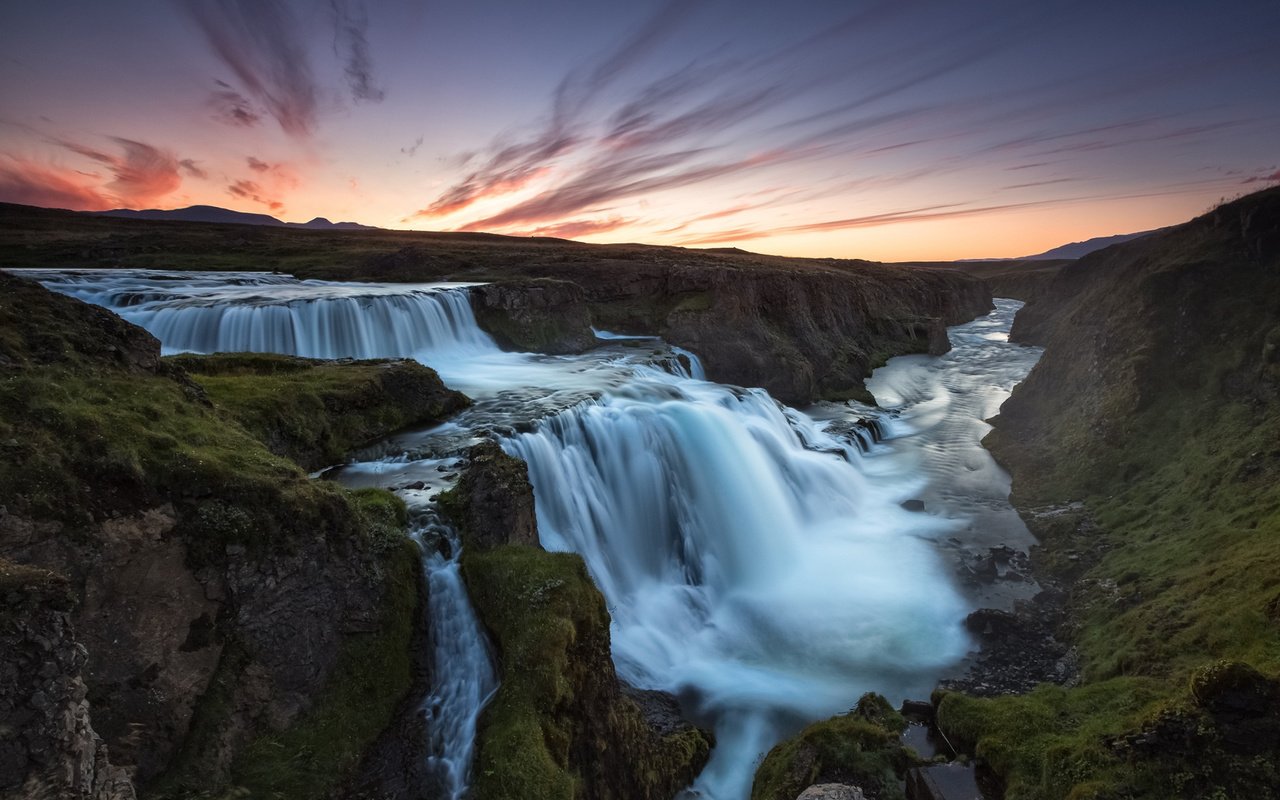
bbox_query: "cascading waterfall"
[418,518,498,800]
[21,269,1039,800]
[16,269,494,361]
[504,366,971,798]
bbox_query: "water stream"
[19,268,1040,799]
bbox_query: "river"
[19,268,1040,800]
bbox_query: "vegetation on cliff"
[440,442,713,800]
[0,273,462,797]
[936,187,1280,799]
[169,352,468,471]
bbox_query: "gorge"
[3,187,1279,800]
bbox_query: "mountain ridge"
[93,204,376,231]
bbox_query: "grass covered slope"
[169,352,468,471]
[0,273,462,797]
[937,187,1280,798]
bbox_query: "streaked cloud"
[49,136,182,207]
[331,0,384,103]
[227,178,283,211]
[0,157,112,210]
[184,0,319,137]
[209,81,263,128]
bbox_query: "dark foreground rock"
[0,274,450,797]
[441,441,713,800]
[0,560,134,800]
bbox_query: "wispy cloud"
[179,159,208,180]
[331,0,384,103]
[1241,168,1280,185]
[184,0,319,137]
[227,178,283,211]
[514,216,635,240]
[209,81,263,128]
[400,135,423,157]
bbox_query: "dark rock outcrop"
[466,261,991,406]
[442,441,713,800]
[0,560,134,800]
[440,440,539,549]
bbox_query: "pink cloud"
[49,136,182,207]
[510,216,635,239]
[0,157,114,210]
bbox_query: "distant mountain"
[92,205,376,231]
[1020,228,1165,260]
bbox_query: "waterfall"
[15,268,496,361]
[504,367,971,799]
[419,518,498,800]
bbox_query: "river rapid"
[20,268,1041,799]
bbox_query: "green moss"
[751,693,912,800]
[947,189,1280,798]
[460,543,711,799]
[461,545,605,800]
[170,353,467,471]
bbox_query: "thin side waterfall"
[18,269,505,797]
[418,519,498,799]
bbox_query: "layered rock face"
[360,246,992,405]
[0,562,134,800]
[443,441,714,800]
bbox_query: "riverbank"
[934,187,1280,799]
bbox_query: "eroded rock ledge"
[440,441,713,800]
[358,247,993,406]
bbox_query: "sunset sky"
[2,0,1278,260]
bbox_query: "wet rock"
[901,499,927,512]
[439,440,539,549]
[901,699,936,723]
[941,591,1077,697]
[906,763,982,800]
[797,784,867,800]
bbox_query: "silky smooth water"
[21,269,1040,800]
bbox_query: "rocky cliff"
[0,203,993,407]
[440,441,713,800]
[934,188,1280,798]
[1,560,135,800]
[0,273,459,797]
[371,250,993,405]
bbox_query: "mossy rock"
[752,693,912,800]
